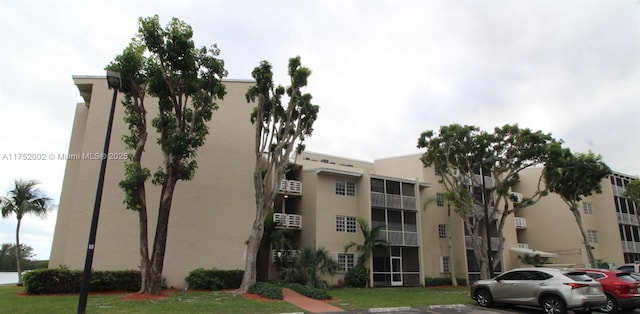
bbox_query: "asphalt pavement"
[321,303,640,314]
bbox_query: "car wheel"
[600,294,619,313]
[474,289,493,307]
[541,295,566,314]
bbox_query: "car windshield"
[564,272,593,282]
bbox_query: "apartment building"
[49,75,638,288]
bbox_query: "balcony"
[618,212,639,225]
[273,213,302,229]
[279,179,302,195]
[370,192,416,210]
[515,217,527,229]
[272,249,301,264]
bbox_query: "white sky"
[1,0,639,260]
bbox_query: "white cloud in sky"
[1,0,638,260]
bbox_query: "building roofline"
[310,168,364,177]
[72,75,255,83]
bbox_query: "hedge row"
[248,281,283,299]
[184,268,244,290]
[424,276,467,286]
[287,283,331,300]
[23,269,141,294]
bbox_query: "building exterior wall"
[50,75,638,288]
[50,77,257,287]
[513,167,626,268]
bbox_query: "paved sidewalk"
[283,288,345,313]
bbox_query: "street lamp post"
[481,166,493,279]
[77,71,121,314]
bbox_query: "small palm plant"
[344,217,389,287]
[281,247,338,288]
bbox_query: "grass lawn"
[0,285,301,314]
[0,284,473,313]
[328,286,474,311]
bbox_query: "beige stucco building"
[49,75,639,288]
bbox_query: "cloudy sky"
[1,0,638,260]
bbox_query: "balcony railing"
[370,192,416,210]
[279,179,302,195]
[618,212,639,226]
[515,217,527,229]
[272,249,301,264]
[621,241,640,254]
[378,230,418,246]
[273,213,302,229]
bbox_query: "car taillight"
[565,283,589,289]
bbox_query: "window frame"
[336,215,357,233]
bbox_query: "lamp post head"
[106,71,121,90]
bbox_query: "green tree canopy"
[543,149,611,267]
[239,57,319,292]
[417,124,558,279]
[105,15,227,295]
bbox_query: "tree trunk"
[15,217,22,285]
[145,173,178,295]
[138,193,150,293]
[446,205,457,286]
[239,168,270,292]
[571,207,597,267]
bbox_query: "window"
[336,216,357,233]
[439,256,450,273]
[335,253,357,272]
[438,224,447,239]
[587,230,598,243]
[336,180,356,196]
[436,193,445,207]
[583,202,594,215]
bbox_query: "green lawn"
[0,285,473,313]
[0,286,301,314]
[328,286,473,311]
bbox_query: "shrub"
[185,268,244,290]
[344,266,369,287]
[248,282,283,299]
[287,283,331,300]
[23,269,141,294]
[424,276,467,287]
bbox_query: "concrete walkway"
[283,288,345,313]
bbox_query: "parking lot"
[345,304,640,313]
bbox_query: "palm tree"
[1,179,51,285]
[344,217,389,287]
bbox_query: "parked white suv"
[471,267,607,314]
[616,263,640,273]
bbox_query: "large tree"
[105,15,227,294]
[417,124,557,279]
[543,149,611,267]
[1,179,51,284]
[239,57,319,292]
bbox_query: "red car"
[578,268,640,313]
